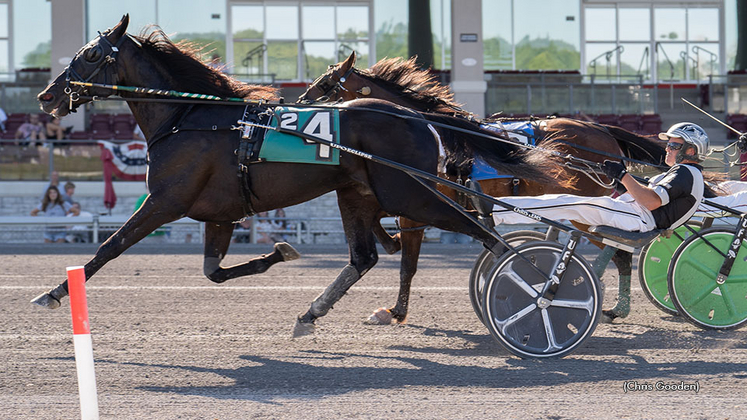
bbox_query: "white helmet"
[658,122,709,161]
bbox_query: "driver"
[490,122,708,233]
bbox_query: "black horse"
[33,15,566,336]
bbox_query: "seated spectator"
[0,106,7,132]
[45,116,73,144]
[255,211,276,244]
[43,171,75,205]
[66,202,94,243]
[31,185,79,243]
[271,208,292,241]
[15,114,46,146]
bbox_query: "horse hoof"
[275,242,301,262]
[30,292,61,310]
[292,318,316,338]
[364,308,393,325]
[601,309,627,323]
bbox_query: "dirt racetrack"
[1,242,746,419]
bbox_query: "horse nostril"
[39,93,54,102]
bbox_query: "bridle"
[303,64,367,103]
[63,30,129,112]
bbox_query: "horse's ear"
[342,52,356,69]
[109,14,129,42]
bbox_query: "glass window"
[618,8,649,41]
[374,0,408,61]
[655,8,686,41]
[585,8,616,41]
[337,41,369,66]
[688,8,719,42]
[266,6,298,40]
[234,41,265,74]
[619,43,651,79]
[0,3,7,38]
[267,41,298,79]
[14,0,51,69]
[232,5,264,39]
[0,40,8,74]
[157,1,227,62]
[482,0,512,70]
[690,43,719,78]
[656,42,686,80]
[302,6,335,39]
[337,6,369,39]
[86,0,156,41]
[586,43,618,77]
[303,41,336,79]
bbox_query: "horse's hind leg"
[294,188,380,337]
[367,223,425,325]
[373,211,401,255]
[31,195,182,309]
[202,222,300,283]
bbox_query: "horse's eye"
[85,46,103,62]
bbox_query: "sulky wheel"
[638,221,702,315]
[481,241,601,358]
[469,230,549,325]
[668,227,747,330]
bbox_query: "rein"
[66,81,727,181]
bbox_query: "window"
[483,0,581,71]
[0,2,8,76]
[583,3,722,82]
[230,1,371,82]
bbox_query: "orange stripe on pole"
[67,266,90,335]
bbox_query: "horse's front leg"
[30,195,182,309]
[202,222,300,283]
[367,223,425,325]
[294,189,379,337]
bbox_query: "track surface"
[2,242,746,419]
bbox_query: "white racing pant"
[698,190,747,216]
[492,193,658,232]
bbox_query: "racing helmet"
[658,122,709,161]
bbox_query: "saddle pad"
[259,107,341,165]
[472,121,535,181]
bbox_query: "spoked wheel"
[668,227,747,330]
[638,221,702,315]
[481,241,602,359]
[469,230,549,325]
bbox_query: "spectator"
[66,202,94,243]
[45,116,72,144]
[15,114,46,147]
[31,185,79,243]
[271,208,291,241]
[0,106,7,132]
[255,211,276,244]
[43,171,75,205]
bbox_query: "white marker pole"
[67,266,100,420]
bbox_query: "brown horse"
[299,53,669,324]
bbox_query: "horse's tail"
[601,124,666,167]
[421,113,572,188]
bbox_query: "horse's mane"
[363,57,468,116]
[134,27,279,101]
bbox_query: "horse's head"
[298,52,370,103]
[38,14,130,117]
